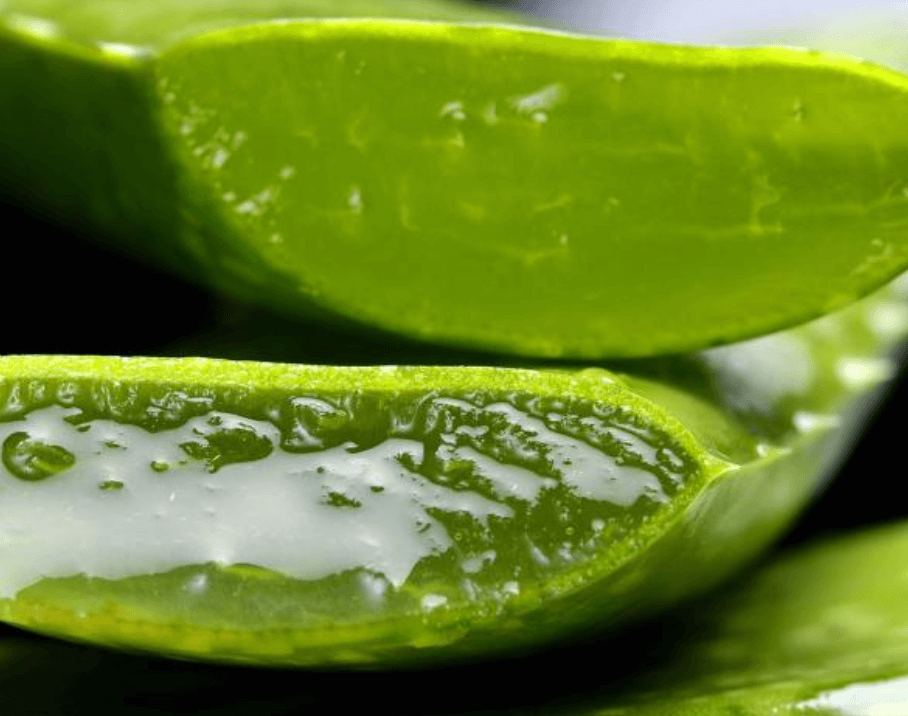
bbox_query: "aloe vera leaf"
[2,5,908,358]
[0,357,749,665]
[579,517,908,716]
[0,279,904,667]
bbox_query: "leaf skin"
[587,518,908,715]
[0,274,903,667]
[2,5,908,357]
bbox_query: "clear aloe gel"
[0,360,729,664]
[0,276,904,666]
[2,1,908,358]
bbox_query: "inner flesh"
[0,375,696,632]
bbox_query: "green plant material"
[5,501,908,713]
[0,273,904,666]
[3,2,908,358]
[586,519,908,715]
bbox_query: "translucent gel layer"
[0,378,693,628]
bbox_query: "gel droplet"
[2,432,75,482]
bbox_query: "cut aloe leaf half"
[0,276,904,666]
[2,2,908,357]
[0,358,737,665]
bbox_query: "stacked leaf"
[0,0,907,676]
[3,1,908,356]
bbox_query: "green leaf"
[590,518,908,715]
[2,2,908,357]
[0,273,903,666]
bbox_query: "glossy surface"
[0,273,904,665]
[0,378,696,602]
[2,2,908,356]
[594,520,908,714]
[0,359,726,664]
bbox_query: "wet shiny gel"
[0,380,693,630]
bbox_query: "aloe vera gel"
[0,359,722,664]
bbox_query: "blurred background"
[515,0,905,46]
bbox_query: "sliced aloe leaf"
[2,3,908,357]
[0,358,741,665]
[0,275,904,666]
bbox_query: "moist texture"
[0,374,697,639]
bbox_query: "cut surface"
[0,358,729,664]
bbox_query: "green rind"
[593,521,908,715]
[2,4,908,356]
